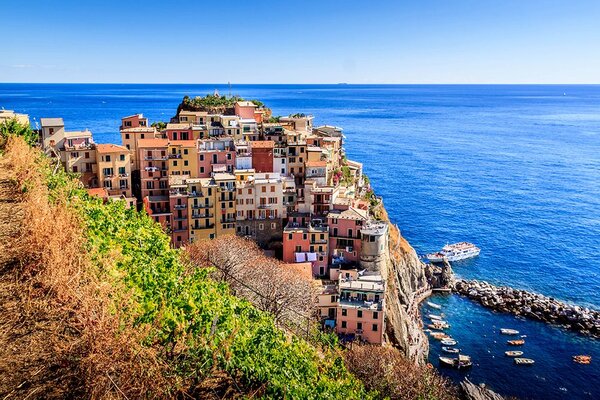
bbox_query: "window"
[173,160,178,166]
[227,153,231,160]
[331,295,336,303]
[200,154,204,161]
[341,321,347,329]
[357,310,363,318]
[262,186,266,193]
[125,133,130,139]
[372,324,378,332]
[184,160,188,166]
[72,166,78,172]
[357,322,362,330]
[200,167,204,173]
[105,155,111,162]
[295,245,302,253]
[118,167,126,175]
[373,312,379,319]
[288,233,293,240]
[102,167,114,176]
[341,308,347,316]
[184,149,188,155]
[120,154,125,161]
[271,222,276,229]
[270,186,275,192]
[84,152,90,158]
[258,223,264,230]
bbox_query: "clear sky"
[2,0,600,84]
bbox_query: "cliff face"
[375,205,431,363]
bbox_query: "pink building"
[336,274,385,344]
[169,180,189,247]
[198,139,236,177]
[234,101,258,120]
[327,207,369,265]
[282,214,329,277]
[138,138,171,228]
[120,114,148,130]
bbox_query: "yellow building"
[168,140,198,178]
[96,144,132,198]
[186,173,236,242]
[0,109,29,126]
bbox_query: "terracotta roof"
[87,187,109,198]
[306,160,327,167]
[168,140,197,147]
[96,143,129,153]
[166,123,192,130]
[120,127,156,133]
[137,138,169,148]
[329,207,369,221]
[251,140,274,148]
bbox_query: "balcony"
[191,213,213,219]
[197,224,215,230]
[144,156,168,161]
[257,204,274,209]
[173,204,187,209]
[174,216,187,221]
[168,154,182,159]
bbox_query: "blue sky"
[2,0,600,83]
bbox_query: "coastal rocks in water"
[461,378,505,400]
[454,279,600,337]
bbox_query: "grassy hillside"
[0,130,367,399]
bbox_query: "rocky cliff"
[375,205,431,363]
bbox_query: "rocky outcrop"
[455,279,600,337]
[461,379,505,400]
[377,205,431,363]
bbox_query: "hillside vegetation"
[0,127,366,399]
[0,119,458,400]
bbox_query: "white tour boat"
[426,242,481,263]
[500,328,520,335]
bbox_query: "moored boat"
[428,314,443,320]
[428,301,442,309]
[441,339,457,346]
[442,347,460,354]
[514,358,535,366]
[439,354,472,369]
[426,242,480,263]
[507,339,525,346]
[500,328,520,335]
[430,332,449,340]
[505,351,523,357]
[573,355,592,365]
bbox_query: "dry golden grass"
[345,345,459,400]
[0,137,167,399]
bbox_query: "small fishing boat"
[505,351,523,357]
[428,314,443,320]
[500,328,520,335]
[573,355,592,365]
[439,354,472,369]
[442,347,460,354]
[514,358,535,366]
[507,339,525,346]
[441,339,457,346]
[427,301,442,309]
[430,332,449,340]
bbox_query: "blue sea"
[1,83,599,399]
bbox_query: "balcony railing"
[173,204,187,209]
[191,213,213,219]
[168,154,182,159]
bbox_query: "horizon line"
[2,82,600,86]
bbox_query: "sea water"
[2,83,599,399]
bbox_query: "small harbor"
[421,293,600,399]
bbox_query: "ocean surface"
[1,83,599,399]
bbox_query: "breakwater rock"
[454,279,600,337]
